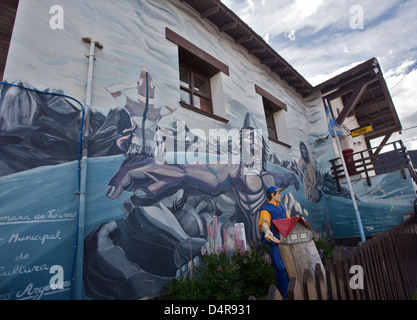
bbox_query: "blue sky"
[221,0,417,150]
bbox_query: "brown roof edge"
[316,57,402,137]
[179,0,313,97]
[314,57,379,93]
[217,1,312,82]
[0,0,19,81]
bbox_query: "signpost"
[351,125,373,138]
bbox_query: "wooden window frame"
[166,28,229,76]
[166,27,229,123]
[255,84,291,149]
[264,104,278,142]
[179,64,213,114]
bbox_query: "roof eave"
[179,0,313,98]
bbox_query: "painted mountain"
[0,82,131,177]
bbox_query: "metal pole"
[333,126,366,242]
[74,37,102,299]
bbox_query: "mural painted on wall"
[1,70,415,300]
[82,70,303,299]
[1,0,415,301]
[0,82,84,300]
[105,70,176,155]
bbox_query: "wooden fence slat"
[332,257,345,300]
[332,258,341,300]
[399,222,414,297]
[366,240,378,299]
[402,223,417,297]
[381,232,397,299]
[375,235,392,299]
[401,219,415,296]
[405,222,417,291]
[302,269,317,300]
[388,228,402,298]
[350,248,362,300]
[396,224,414,298]
[395,227,411,299]
[283,216,417,301]
[325,260,337,300]
[369,237,385,299]
[375,236,388,299]
[384,231,404,299]
[314,263,327,300]
[267,284,282,300]
[409,220,417,292]
[359,241,374,300]
[356,243,370,300]
[341,250,353,300]
[288,276,303,300]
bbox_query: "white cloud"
[294,0,322,19]
[385,60,417,80]
[308,61,363,87]
[222,0,417,149]
[367,61,417,150]
[388,66,417,124]
[285,29,296,41]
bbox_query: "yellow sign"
[351,125,373,137]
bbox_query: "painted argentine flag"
[326,104,350,138]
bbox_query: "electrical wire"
[402,125,417,132]
[390,60,417,91]
[402,137,417,143]
[0,81,85,300]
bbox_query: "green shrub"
[313,232,335,264]
[232,244,275,298]
[162,244,275,300]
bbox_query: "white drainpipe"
[74,37,103,300]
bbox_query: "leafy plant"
[312,231,335,263]
[232,243,275,298]
[161,244,275,300]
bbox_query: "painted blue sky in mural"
[221,0,417,150]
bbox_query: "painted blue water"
[0,162,79,300]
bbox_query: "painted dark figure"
[297,141,322,203]
[83,112,300,300]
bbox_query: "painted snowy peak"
[0,81,131,177]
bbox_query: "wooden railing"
[265,215,417,300]
[329,140,417,192]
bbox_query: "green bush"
[313,232,335,264]
[162,244,275,300]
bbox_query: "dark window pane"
[180,67,190,88]
[268,127,277,140]
[265,112,274,127]
[194,95,211,113]
[193,75,210,97]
